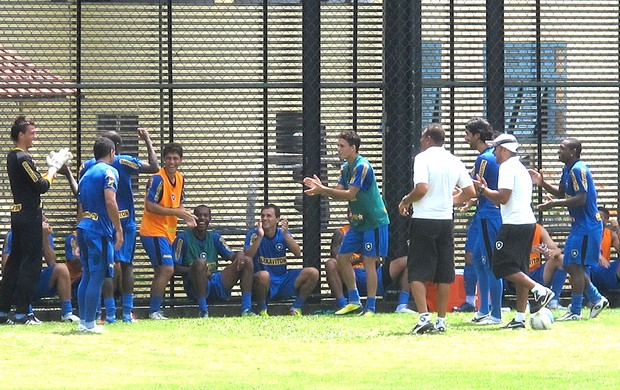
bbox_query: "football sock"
[474,262,490,315]
[15,313,26,320]
[489,276,503,319]
[241,292,252,312]
[550,269,568,299]
[583,283,602,304]
[104,297,116,320]
[530,283,546,295]
[292,296,305,310]
[336,296,347,309]
[347,289,361,305]
[0,311,7,317]
[366,297,376,312]
[515,312,525,322]
[122,294,134,317]
[466,295,476,306]
[419,312,431,323]
[150,295,164,314]
[257,300,267,312]
[436,317,446,326]
[84,269,106,323]
[61,300,73,317]
[398,291,410,306]
[28,304,34,315]
[571,294,583,315]
[198,297,208,313]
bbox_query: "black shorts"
[407,218,455,284]
[491,224,536,278]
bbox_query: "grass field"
[1,309,619,389]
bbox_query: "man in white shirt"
[398,123,475,334]
[473,133,554,329]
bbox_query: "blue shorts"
[354,266,385,296]
[563,231,602,267]
[590,261,620,291]
[529,264,546,285]
[115,226,137,264]
[339,224,388,258]
[34,266,56,300]
[78,228,115,277]
[140,236,174,267]
[269,269,302,301]
[471,214,501,268]
[183,272,231,302]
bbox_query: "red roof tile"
[0,44,77,99]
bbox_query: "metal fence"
[0,0,619,300]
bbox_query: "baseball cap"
[492,133,519,153]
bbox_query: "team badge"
[365,242,373,251]
[495,241,503,250]
[481,255,487,265]
[276,243,284,252]
[200,252,207,260]
[571,249,578,259]
[171,194,176,201]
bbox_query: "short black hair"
[194,204,211,215]
[163,142,183,159]
[10,115,35,142]
[261,203,281,218]
[465,117,495,142]
[338,130,361,153]
[101,131,122,151]
[94,137,115,160]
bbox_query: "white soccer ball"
[529,307,554,330]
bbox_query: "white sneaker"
[61,313,80,323]
[475,316,502,325]
[470,312,490,323]
[395,304,417,314]
[81,324,107,334]
[589,296,609,319]
[149,311,168,320]
[77,323,86,332]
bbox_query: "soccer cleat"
[411,321,435,335]
[104,317,117,324]
[334,303,363,315]
[395,304,417,314]
[149,311,168,320]
[453,302,476,312]
[15,314,42,325]
[359,308,375,317]
[61,313,80,323]
[475,316,502,325]
[289,308,302,316]
[258,309,269,317]
[77,323,87,332]
[588,296,609,319]
[503,318,526,329]
[434,321,446,333]
[81,324,107,334]
[199,310,209,318]
[470,312,490,323]
[0,315,14,325]
[530,287,555,314]
[546,300,567,310]
[241,310,257,317]
[557,312,581,321]
[123,313,138,323]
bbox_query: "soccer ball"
[529,307,554,330]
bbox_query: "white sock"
[530,283,546,295]
[419,312,431,323]
[515,312,526,322]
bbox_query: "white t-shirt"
[412,146,473,220]
[497,156,536,224]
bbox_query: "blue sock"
[241,292,252,312]
[122,294,134,317]
[398,291,410,306]
[463,262,478,296]
[347,289,361,305]
[150,295,164,314]
[0,311,7,317]
[550,269,568,299]
[336,296,347,309]
[583,283,602,304]
[104,297,116,320]
[28,304,34,315]
[571,294,583,315]
[366,297,376,312]
[15,313,26,320]
[257,300,267,312]
[84,269,106,323]
[292,296,305,310]
[61,300,73,317]
[198,297,208,313]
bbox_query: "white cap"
[492,133,519,153]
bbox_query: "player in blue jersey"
[530,137,609,321]
[2,216,80,322]
[304,130,390,316]
[80,128,158,323]
[245,204,319,316]
[173,205,254,317]
[462,118,503,325]
[76,137,123,333]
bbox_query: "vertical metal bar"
[536,0,544,220]
[159,0,165,148]
[449,0,455,152]
[486,0,505,133]
[352,0,358,132]
[384,0,417,260]
[167,0,174,141]
[263,0,269,206]
[302,0,321,271]
[75,0,82,167]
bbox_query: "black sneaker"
[411,321,435,335]
[503,318,526,329]
[0,315,14,325]
[15,314,42,325]
[530,287,555,314]
[453,302,476,312]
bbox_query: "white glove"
[46,147,73,170]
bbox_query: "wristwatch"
[477,184,486,195]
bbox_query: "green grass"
[1,309,619,389]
